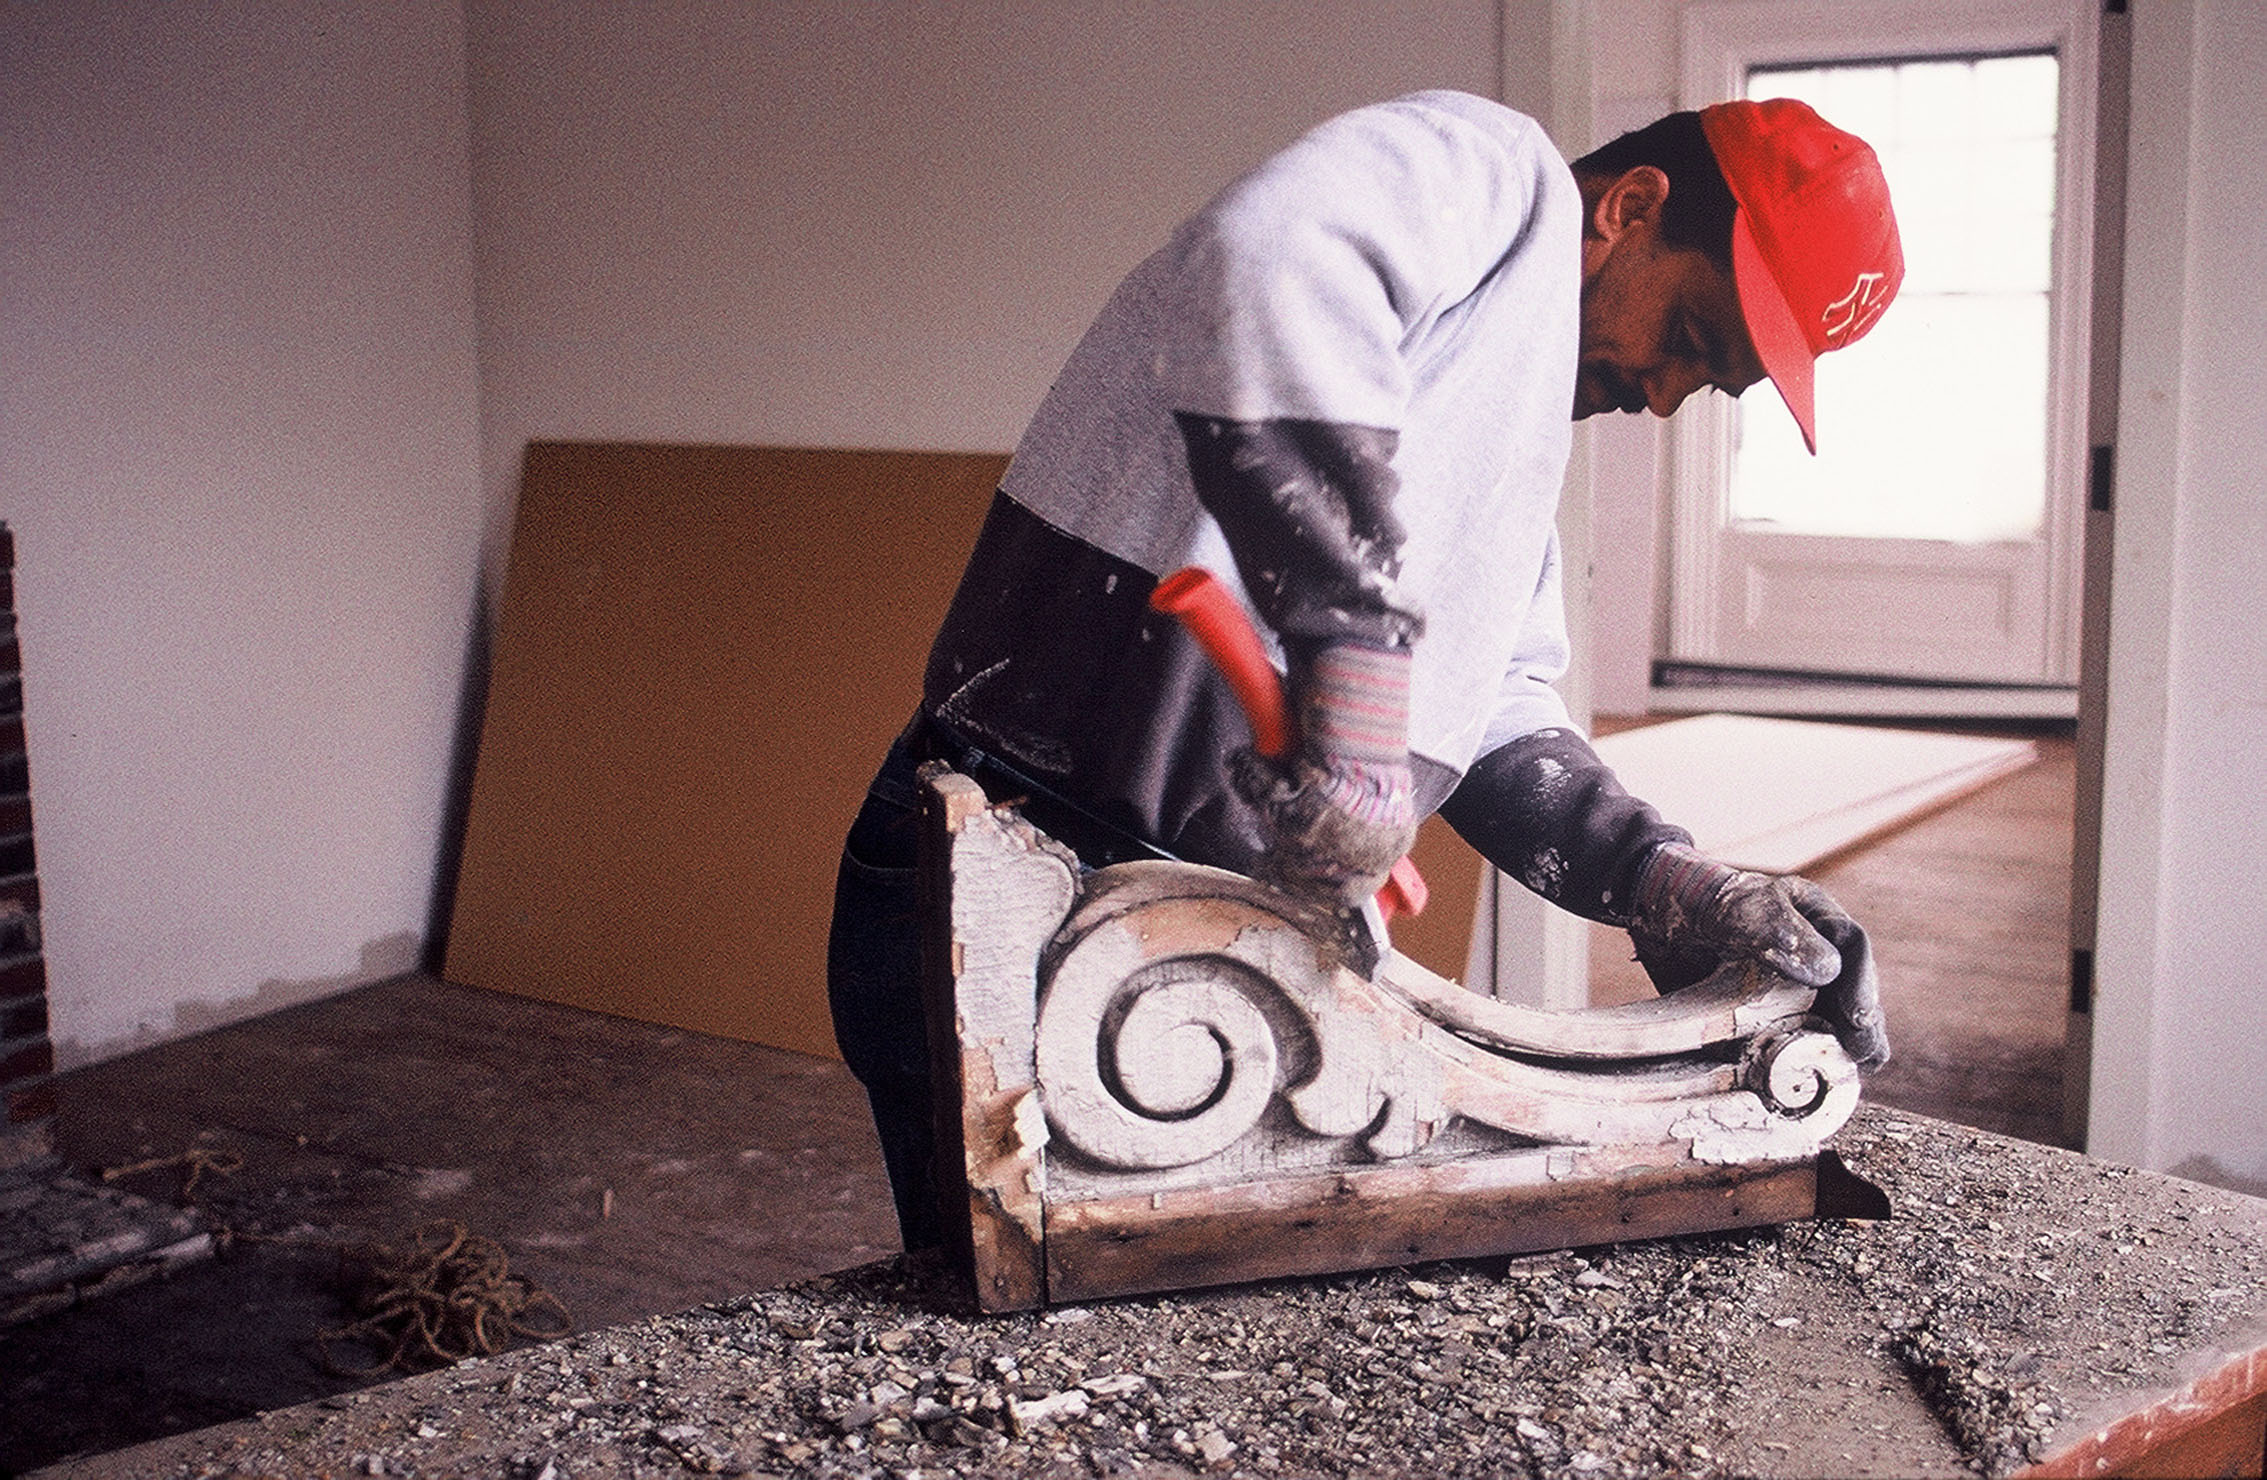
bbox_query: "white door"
[1667,2,2098,711]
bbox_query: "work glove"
[1630,842,1891,1069]
[1232,641,1418,913]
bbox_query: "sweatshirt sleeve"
[1432,521,1683,925]
[1146,93,1561,653]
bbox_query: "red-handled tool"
[1150,567,1428,922]
[1381,850,1428,921]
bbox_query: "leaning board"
[442,444,1007,1059]
[442,443,1491,1058]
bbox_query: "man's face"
[1573,167,1767,422]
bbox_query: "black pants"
[825,724,940,1250]
[825,716,1170,1250]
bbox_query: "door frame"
[1665,0,2100,704]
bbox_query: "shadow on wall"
[2166,1156,2267,1200]
[422,538,497,977]
[53,932,420,1071]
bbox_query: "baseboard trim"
[1646,682,2078,721]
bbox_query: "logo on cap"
[1823,271,1893,346]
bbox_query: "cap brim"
[1730,210,1818,454]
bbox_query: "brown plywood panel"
[443,441,1482,1057]
[1394,814,1483,983]
[444,444,1008,1059]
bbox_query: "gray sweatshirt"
[924,91,1684,921]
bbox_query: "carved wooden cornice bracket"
[917,765,1881,1312]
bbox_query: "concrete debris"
[40,1107,2267,1480]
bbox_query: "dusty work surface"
[39,1106,2267,1480]
[2,974,897,1473]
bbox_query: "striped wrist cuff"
[1314,758,1416,828]
[1300,642,1411,769]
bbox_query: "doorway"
[1664,0,2099,714]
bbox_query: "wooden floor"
[1592,726,2076,1147]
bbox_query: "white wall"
[2089,0,2267,1195]
[1,2,486,1064]
[1577,4,1684,715]
[459,0,1519,588]
[458,0,1566,1013]
[4,1,1542,1065]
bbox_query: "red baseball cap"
[1699,98,1903,453]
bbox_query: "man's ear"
[1590,165,1671,245]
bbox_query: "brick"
[0,913,36,956]
[0,755,23,796]
[0,997,43,1042]
[0,1038,53,1086]
[0,798,26,836]
[0,878,39,914]
[0,838,31,877]
[0,957,42,1002]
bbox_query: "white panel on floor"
[1594,715,2038,875]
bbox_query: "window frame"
[1669,0,2100,684]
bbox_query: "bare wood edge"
[2017,1338,2267,1479]
[919,762,1050,1313]
[1043,1154,1826,1307]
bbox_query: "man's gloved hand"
[1630,841,1891,1069]
[1232,641,1417,912]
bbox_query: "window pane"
[1735,53,2060,543]
[1734,294,2051,542]
[1976,52,2060,137]
[1897,60,1977,144]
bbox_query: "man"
[831,91,1903,1249]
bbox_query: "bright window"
[1730,52,2062,543]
